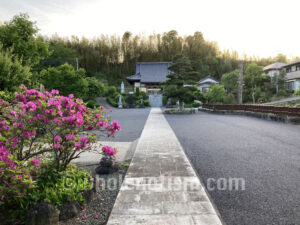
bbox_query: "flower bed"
[164,108,197,114]
[0,85,121,224]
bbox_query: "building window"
[286,67,292,73]
[285,81,294,91]
[296,65,300,71]
[202,87,209,93]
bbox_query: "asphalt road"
[98,108,150,142]
[165,112,300,225]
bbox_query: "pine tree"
[163,54,201,111]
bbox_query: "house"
[263,62,287,77]
[126,62,172,95]
[198,76,219,93]
[263,61,300,92]
[282,60,300,91]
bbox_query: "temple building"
[126,62,172,95]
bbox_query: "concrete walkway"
[107,108,223,225]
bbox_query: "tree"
[40,63,88,98]
[274,53,288,63]
[162,54,200,110]
[0,46,32,93]
[221,70,238,93]
[0,13,50,66]
[85,77,105,100]
[205,84,226,103]
[274,69,287,93]
[295,86,300,97]
[243,63,264,103]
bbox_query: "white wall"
[266,70,279,77]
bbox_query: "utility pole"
[237,60,244,104]
[275,65,279,95]
[76,58,79,71]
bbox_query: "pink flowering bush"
[0,85,121,223]
[102,145,117,157]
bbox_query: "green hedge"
[86,99,100,108]
[107,96,118,107]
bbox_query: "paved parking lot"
[165,112,300,225]
[95,108,151,142]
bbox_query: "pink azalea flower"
[32,158,40,167]
[10,110,17,117]
[51,89,59,95]
[102,146,117,156]
[54,143,60,149]
[66,134,75,140]
[31,130,36,136]
[0,120,10,131]
[54,136,61,142]
[36,114,43,120]
[82,216,87,220]
[74,142,81,151]
[26,101,36,112]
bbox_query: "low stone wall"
[202,104,300,117]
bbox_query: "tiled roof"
[127,62,172,83]
[264,62,287,71]
[198,76,219,84]
[283,60,300,68]
[126,73,141,81]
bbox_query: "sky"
[0,0,300,59]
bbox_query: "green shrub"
[0,46,32,93]
[295,86,300,96]
[164,108,196,114]
[3,163,92,223]
[86,99,100,108]
[144,99,150,107]
[40,63,88,98]
[85,77,105,100]
[223,93,237,104]
[106,86,117,97]
[135,87,140,97]
[35,164,92,206]
[204,84,226,104]
[257,97,267,103]
[191,102,201,107]
[107,96,118,107]
[184,102,200,108]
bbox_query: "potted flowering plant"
[100,145,117,167]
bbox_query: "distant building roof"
[198,76,219,85]
[127,62,172,83]
[282,60,300,68]
[126,73,141,81]
[263,62,287,71]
